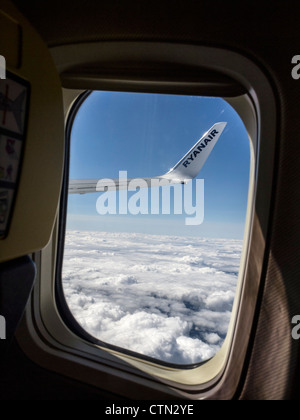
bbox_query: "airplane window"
[61,91,250,366]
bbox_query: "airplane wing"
[68,122,227,194]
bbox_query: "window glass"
[62,91,250,366]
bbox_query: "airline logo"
[182,129,219,168]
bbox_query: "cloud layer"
[62,230,242,365]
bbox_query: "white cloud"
[62,230,242,365]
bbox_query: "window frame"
[15,43,277,399]
[57,89,251,370]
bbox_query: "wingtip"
[217,121,228,128]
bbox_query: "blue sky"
[67,91,250,239]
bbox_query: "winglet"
[163,122,227,181]
[68,122,227,194]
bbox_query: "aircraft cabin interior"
[1,0,300,401]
